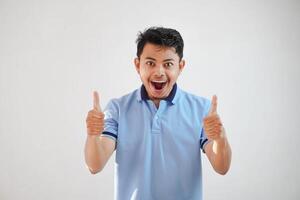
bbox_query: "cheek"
[141,68,152,77]
[140,70,148,77]
[168,71,179,81]
[139,71,150,81]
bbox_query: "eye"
[164,62,173,68]
[146,61,155,67]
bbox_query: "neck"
[152,99,160,108]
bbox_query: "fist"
[203,95,224,140]
[86,91,105,136]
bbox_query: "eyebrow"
[145,57,175,62]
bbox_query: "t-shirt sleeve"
[200,99,212,153]
[100,99,119,143]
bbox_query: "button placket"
[151,101,165,134]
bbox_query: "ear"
[179,59,185,73]
[134,57,140,74]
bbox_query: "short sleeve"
[200,99,212,153]
[101,99,119,142]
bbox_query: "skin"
[84,92,115,174]
[203,95,232,175]
[84,42,232,175]
[86,92,104,135]
[134,43,185,108]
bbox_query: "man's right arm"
[84,91,116,174]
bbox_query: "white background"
[1,0,299,199]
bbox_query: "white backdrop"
[1,0,299,199]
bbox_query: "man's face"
[134,43,185,101]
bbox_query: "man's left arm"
[203,95,232,175]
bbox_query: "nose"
[154,64,165,77]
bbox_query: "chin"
[150,86,171,99]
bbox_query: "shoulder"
[178,87,211,109]
[173,86,212,118]
[105,88,140,109]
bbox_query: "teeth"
[152,81,166,83]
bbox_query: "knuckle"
[88,110,94,114]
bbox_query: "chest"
[116,100,204,151]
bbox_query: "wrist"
[87,134,100,139]
[213,127,226,142]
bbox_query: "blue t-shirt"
[101,83,211,200]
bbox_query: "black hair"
[135,26,184,61]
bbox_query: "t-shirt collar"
[140,83,177,104]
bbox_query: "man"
[85,27,232,200]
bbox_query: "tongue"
[153,82,164,90]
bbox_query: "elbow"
[89,169,101,174]
[213,160,231,175]
[89,167,102,175]
[217,168,229,175]
[85,157,106,175]
[216,150,232,175]
[215,163,231,175]
[87,165,104,175]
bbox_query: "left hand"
[203,95,225,140]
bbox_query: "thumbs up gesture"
[86,91,105,136]
[203,95,225,140]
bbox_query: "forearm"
[210,133,232,174]
[84,135,106,173]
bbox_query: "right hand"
[86,91,104,136]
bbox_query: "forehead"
[140,43,179,61]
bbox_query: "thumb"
[93,91,101,111]
[208,95,217,115]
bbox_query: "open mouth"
[151,81,167,90]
